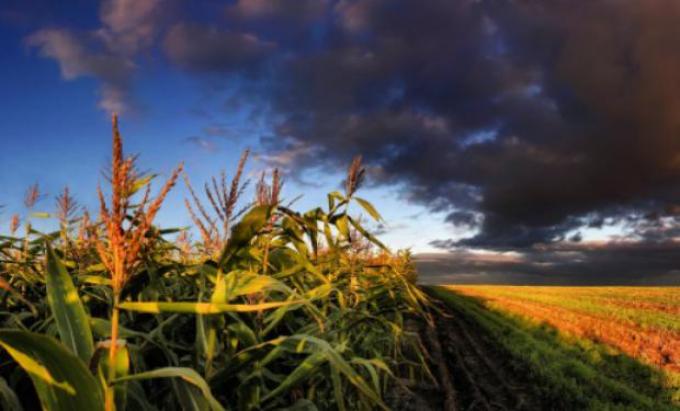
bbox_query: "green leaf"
[347,216,388,251]
[279,399,319,411]
[258,335,387,410]
[262,351,326,402]
[77,275,111,286]
[217,205,270,268]
[201,270,229,377]
[45,242,94,363]
[130,174,156,196]
[175,379,212,411]
[118,300,303,314]
[126,381,156,411]
[331,364,346,411]
[113,367,225,411]
[327,191,345,213]
[227,322,257,348]
[224,271,292,299]
[335,214,350,239]
[0,376,23,411]
[89,318,146,340]
[85,263,106,273]
[30,212,51,219]
[0,330,104,411]
[290,336,388,410]
[354,197,383,222]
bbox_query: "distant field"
[442,285,680,373]
[429,286,680,409]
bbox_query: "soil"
[390,296,550,411]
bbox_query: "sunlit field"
[443,285,680,371]
[430,286,680,409]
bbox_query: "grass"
[443,285,680,374]
[430,286,680,410]
[447,285,680,332]
[0,117,431,410]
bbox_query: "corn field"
[0,117,431,411]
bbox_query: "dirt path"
[405,297,549,411]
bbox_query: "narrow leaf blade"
[119,300,303,314]
[45,242,94,363]
[0,330,104,411]
[114,367,225,411]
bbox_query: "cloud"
[203,125,235,138]
[372,222,407,236]
[254,138,317,171]
[416,239,680,285]
[163,23,275,73]
[225,0,328,45]
[144,0,680,260]
[184,136,218,153]
[26,0,164,113]
[236,0,680,253]
[227,0,326,22]
[98,0,163,54]
[25,29,135,113]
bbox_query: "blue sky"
[0,5,451,253]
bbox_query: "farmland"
[428,286,680,410]
[442,286,680,372]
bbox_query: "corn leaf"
[45,242,94,363]
[262,351,326,402]
[113,367,225,411]
[0,376,22,411]
[335,214,350,239]
[89,317,147,340]
[217,205,270,268]
[175,380,213,411]
[291,336,388,410]
[347,216,388,251]
[126,381,156,411]
[77,275,111,286]
[119,300,303,314]
[0,330,104,411]
[224,271,291,299]
[354,197,383,222]
[30,212,51,219]
[279,399,318,411]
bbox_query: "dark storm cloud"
[238,0,680,251]
[163,23,275,73]
[150,0,680,282]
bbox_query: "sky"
[1,0,679,285]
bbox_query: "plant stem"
[105,294,120,411]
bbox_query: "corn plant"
[0,117,431,411]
